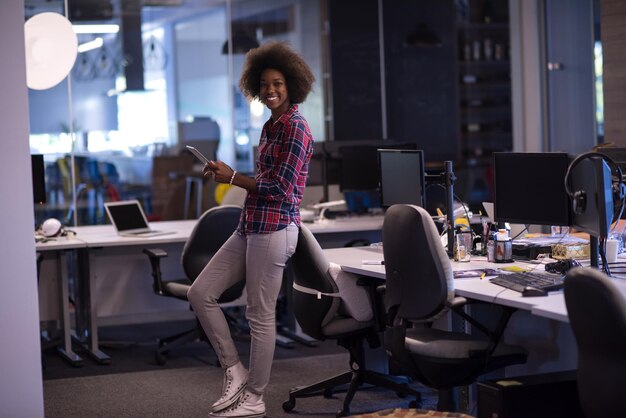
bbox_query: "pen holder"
[494,239,513,263]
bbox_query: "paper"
[454,268,499,279]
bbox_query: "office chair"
[382,204,528,411]
[564,267,626,418]
[282,225,421,417]
[143,205,246,365]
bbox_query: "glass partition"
[26,0,325,227]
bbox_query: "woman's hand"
[202,163,214,178]
[207,160,235,184]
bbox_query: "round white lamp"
[24,12,78,90]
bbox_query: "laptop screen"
[105,201,150,232]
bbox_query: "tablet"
[186,145,211,165]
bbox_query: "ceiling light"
[77,37,103,53]
[73,24,119,34]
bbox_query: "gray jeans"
[187,224,298,395]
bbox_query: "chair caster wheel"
[397,389,408,398]
[155,352,167,365]
[323,388,334,398]
[282,399,295,412]
[336,408,349,417]
[409,399,420,409]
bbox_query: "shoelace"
[226,393,249,412]
[217,370,234,402]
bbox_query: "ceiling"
[24,0,227,25]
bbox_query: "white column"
[0,1,45,417]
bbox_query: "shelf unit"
[457,19,512,158]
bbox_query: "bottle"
[486,233,496,262]
[482,0,494,24]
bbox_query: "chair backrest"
[182,204,243,302]
[383,204,454,321]
[290,225,341,341]
[220,185,247,207]
[564,267,626,417]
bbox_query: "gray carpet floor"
[44,353,436,418]
[42,320,438,417]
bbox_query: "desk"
[326,246,568,316]
[47,215,384,363]
[36,238,87,366]
[324,246,582,376]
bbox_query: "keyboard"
[489,271,565,293]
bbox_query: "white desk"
[325,246,568,316]
[324,246,584,375]
[52,215,384,363]
[36,237,87,366]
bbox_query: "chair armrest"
[357,276,387,331]
[446,296,467,309]
[143,248,168,258]
[142,248,169,295]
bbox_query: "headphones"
[564,151,626,221]
[38,218,64,238]
[545,258,581,275]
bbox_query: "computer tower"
[477,371,584,418]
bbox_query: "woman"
[187,41,315,418]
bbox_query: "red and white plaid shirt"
[238,104,313,235]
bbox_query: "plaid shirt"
[237,104,313,235]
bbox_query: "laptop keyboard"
[489,271,565,293]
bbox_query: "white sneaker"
[209,391,265,418]
[211,362,248,412]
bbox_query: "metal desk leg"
[184,177,193,219]
[184,176,204,219]
[75,248,110,364]
[195,179,203,218]
[55,251,84,367]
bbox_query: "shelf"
[457,22,509,31]
[460,106,510,115]
[461,131,512,140]
[458,60,510,67]
[456,0,512,160]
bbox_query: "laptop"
[104,200,172,237]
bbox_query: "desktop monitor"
[493,152,571,226]
[378,149,425,208]
[338,145,383,213]
[31,154,46,204]
[339,145,380,192]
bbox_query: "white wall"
[0,1,45,417]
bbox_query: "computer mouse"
[521,286,548,297]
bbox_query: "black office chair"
[143,205,246,365]
[382,204,528,411]
[282,225,421,417]
[564,267,626,418]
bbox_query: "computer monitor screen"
[568,155,614,240]
[31,154,46,204]
[378,149,425,208]
[339,143,418,192]
[493,152,571,226]
[339,146,380,192]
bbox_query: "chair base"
[155,316,250,366]
[283,368,422,417]
[155,326,213,366]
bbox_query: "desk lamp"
[312,200,346,221]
